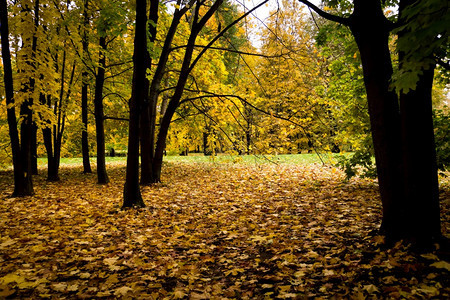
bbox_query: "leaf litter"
[0,162,449,299]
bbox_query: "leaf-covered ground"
[0,162,449,299]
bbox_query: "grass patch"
[34,153,347,168]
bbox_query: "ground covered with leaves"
[0,162,449,299]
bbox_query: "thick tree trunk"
[139,0,159,185]
[81,0,92,174]
[123,0,147,208]
[0,0,31,196]
[397,0,441,242]
[349,0,404,241]
[399,67,441,242]
[94,36,109,184]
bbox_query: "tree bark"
[94,36,109,184]
[349,0,404,241]
[152,0,225,182]
[139,0,160,185]
[123,0,147,208]
[0,0,31,196]
[140,0,185,185]
[397,0,441,242]
[81,0,92,174]
[399,67,441,242]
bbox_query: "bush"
[433,109,450,171]
[336,150,377,181]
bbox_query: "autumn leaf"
[430,261,450,271]
[114,286,132,296]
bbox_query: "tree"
[298,0,444,243]
[81,0,93,174]
[0,0,33,196]
[122,0,147,208]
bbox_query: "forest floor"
[0,161,449,299]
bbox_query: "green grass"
[35,153,346,167]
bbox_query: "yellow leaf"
[421,253,439,261]
[430,261,450,271]
[173,289,186,299]
[114,286,132,296]
[363,284,379,294]
[52,283,67,292]
[1,274,25,285]
[0,239,16,249]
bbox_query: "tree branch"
[189,0,269,72]
[296,0,350,26]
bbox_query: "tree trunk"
[41,93,60,181]
[31,124,38,175]
[349,0,404,241]
[81,0,92,174]
[399,67,441,242]
[0,0,31,196]
[397,0,441,242]
[19,99,35,196]
[123,0,147,208]
[152,0,224,182]
[139,0,159,185]
[94,36,109,184]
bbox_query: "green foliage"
[392,0,449,94]
[433,109,450,171]
[336,149,377,181]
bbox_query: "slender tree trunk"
[123,0,147,208]
[31,125,38,175]
[0,0,30,196]
[41,93,59,181]
[152,0,224,182]
[19,99,34,195]
[94,36,109,184]
[349,0,404,241]
[141,6,190,184]
[81,0,92,174]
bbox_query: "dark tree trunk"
[152,26,199,182]
[19,99,35,196]
[203,131,209,155]
[399,67,441,242]
[139,0,159,185]
[16,0,41,195]
[41,93,60,182]
[397,0,441,242]
[81,0,92,174]
[31,124,38,175]
[123,0,147,208]
[94,36,109,184]
[0,0,31,196]
[349,0,404,241]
